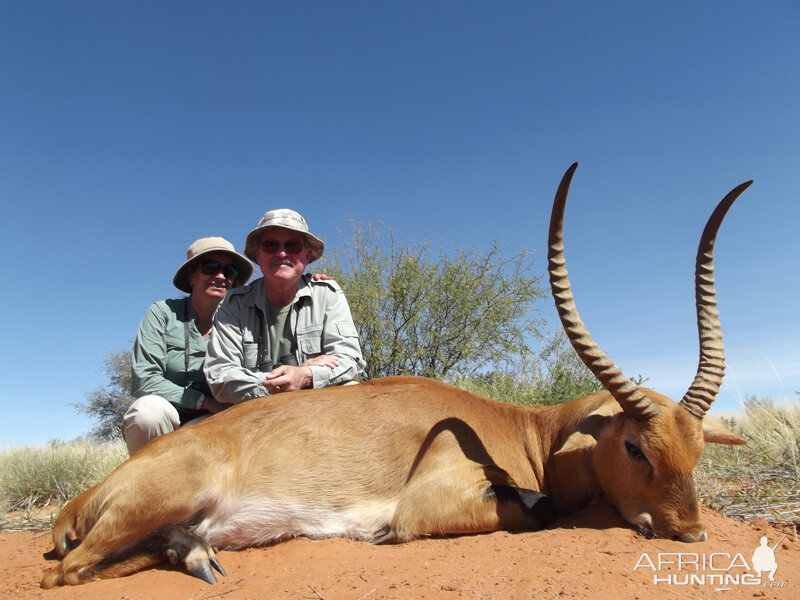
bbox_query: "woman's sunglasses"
[260,238,305,254]
[198,260,239,280]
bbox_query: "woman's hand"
[200,396,228,414]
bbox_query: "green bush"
[452,332,603,407]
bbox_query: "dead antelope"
[41,163,749,588]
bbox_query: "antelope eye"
[625,440,647,462]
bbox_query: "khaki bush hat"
[244,208,325,263]
[173,236,254,293]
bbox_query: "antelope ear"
[554,402,619,455]
[702,417,747,445]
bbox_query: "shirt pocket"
[164,327,188,374]
[296,324,323,356]
[336,322,359,338]
[243,335,260,370]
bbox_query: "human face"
[188,251,238,300]
[256,227,311,285]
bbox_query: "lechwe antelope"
[42,163,749,588]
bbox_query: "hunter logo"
[752,535,784,582]
[633,535,788,589]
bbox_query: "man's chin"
[266,268,299,280]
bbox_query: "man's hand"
[301,355,340,369]
[264,355,341,393]
[264,365,313,393]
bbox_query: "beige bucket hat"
[173,236,254,293]
[244,208,325,263]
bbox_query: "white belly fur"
[193,496,397,549]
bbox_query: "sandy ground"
[4,501,797,600]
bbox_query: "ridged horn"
[680,180,752,419]
[548,163,660,420]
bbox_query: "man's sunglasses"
[260,238,305,254]
[198,260,239,280]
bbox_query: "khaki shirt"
[204,275,365,404]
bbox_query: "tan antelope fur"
[41,164,748,588]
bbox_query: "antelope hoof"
[371,526,401,545]
[184,553,226,585]
[164,528,226,584]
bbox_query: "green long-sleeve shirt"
[131,297,208,410]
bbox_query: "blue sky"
[1,1,798,448]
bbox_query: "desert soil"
[3,501,797,600]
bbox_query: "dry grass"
[0,438,127,532]
[695,397,800,524]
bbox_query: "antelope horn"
[680,180,752,419]
[548,163,660,420]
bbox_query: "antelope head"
[549,163,748,541]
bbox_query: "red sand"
[5,502,797,600]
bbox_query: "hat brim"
[173,249,254,293]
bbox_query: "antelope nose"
[676,529,707,543]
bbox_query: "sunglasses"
[260,238,305,254]
[198,260,240,280]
